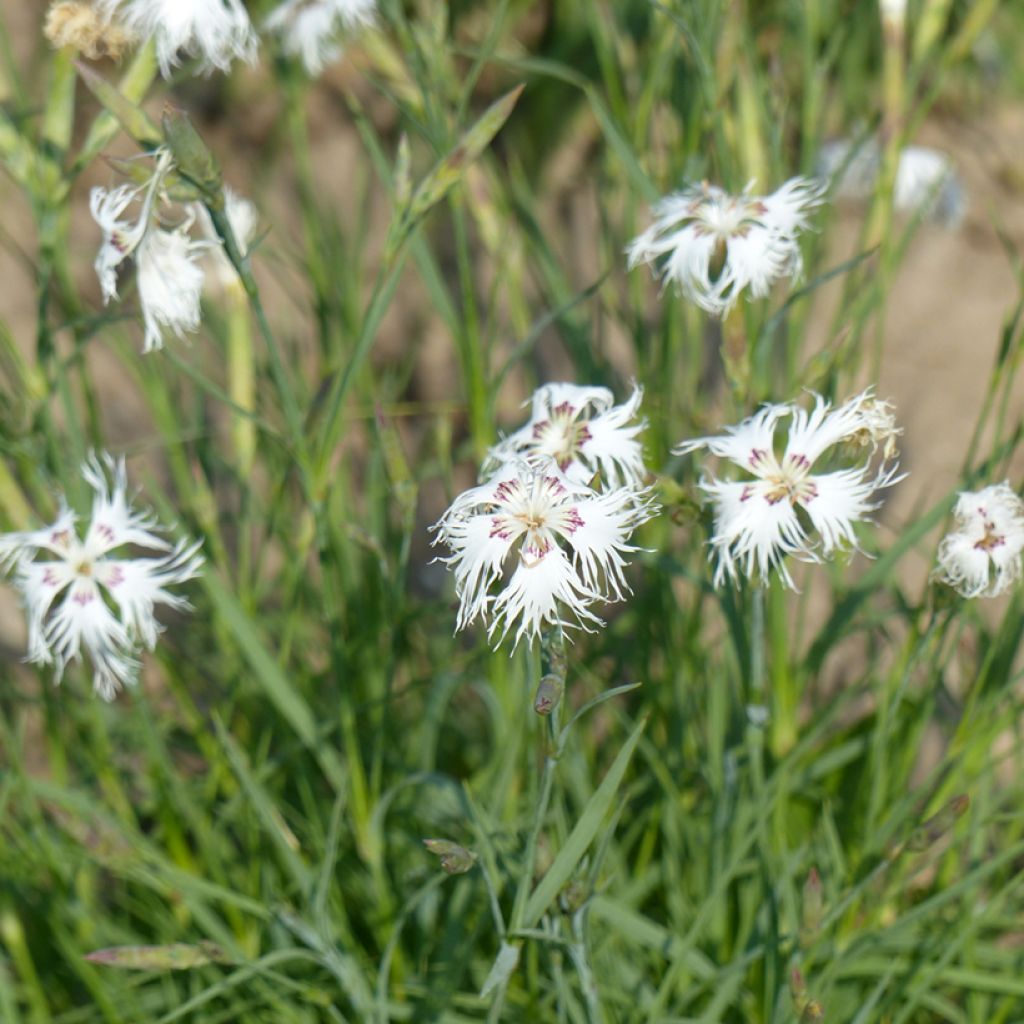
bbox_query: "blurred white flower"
[433,462,656,646]
[265,0,376,75]
[483,383,648,489]
[627,177,824,317]
[817,139,966,227]
[136,219,209,352]
[97,0,257,77]
[91,148,171,302]
[196,185,258,293]
[0,454,204,700]
[933,484,1024,598]
[676,390,903,588]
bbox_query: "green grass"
[2,0,1024,1020]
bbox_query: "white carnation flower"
[483,383,648,489]
[627,177,825,317]
[933,484,1024,598]
[265,0,376,75]
[676,390,903,588]
[433,462,656,647]
[136,220,208,352]
[0,454,204,700]
[96,0,257,77]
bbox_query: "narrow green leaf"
[84,943,231,971]
[74,59,161,149]
[202,573,343,788]
[523,716,646,928]
[479,941,520,999]
[386,83,524,258]
[75,40,158,172]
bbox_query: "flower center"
[744,448,818,506]
[489,475,584,565]
[532,403,592,470]
[974,519,1005,553]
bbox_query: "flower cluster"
[627,177,825,317]
[0,455,203,700]
[54,0,376,78]
[676,390,904,588]
[433,384,656,646]
[90,148,257,352]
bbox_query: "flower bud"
[534,673,564,716]
[422,839,477,875]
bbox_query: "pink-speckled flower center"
[489,475,584,564]
[532,402,593,471]
[741,448,819,506]
[973,513,1005,553]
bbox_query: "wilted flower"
[433,462,656,646]
[265,0,376,75]
[44,1,137,60]
[932,484,1024,598]
[483,383,648,489]
[0,454,203,700]
[676,390,903,588]
[96,0,257,77]
[818,139,965,227]
[627,177,825,317]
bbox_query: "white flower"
[433,462,656,646]
[676,390,903,588]
[90,149,212,353]
[265,0,376,75]
[627,177,825,317]
[0,454,204,700]
[96,0,257,77]
[817,139,965,227]
[196,185,258,293]
[90,148,171,302]
[136,218,208,352]
[933,484,1024,598]
[483,383,648,489]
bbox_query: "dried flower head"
[483,383,648,489]
[0,454,203,699]
[627,177,825,317]
[932,484,1024,598]
[45,1,137,60]
[676,389,903,588]
[433,462,656,646]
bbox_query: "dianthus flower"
[433,462,656,646]
[483,383,648,489]
[676,390,902,588]
[265,0,376,75]
[96,0,257,77]
[627,177,825,317]
[932,484,1024,598]
[91,149,213,352]
[0,454,204,699]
